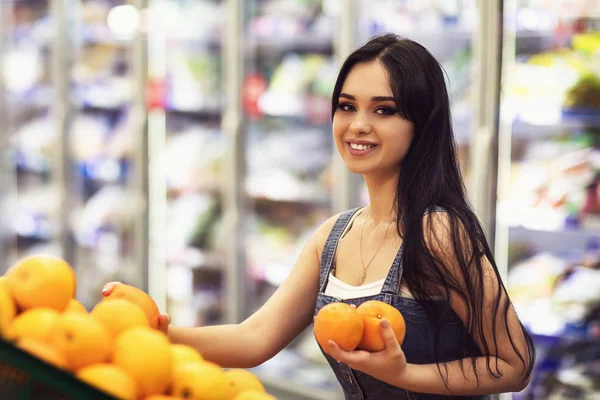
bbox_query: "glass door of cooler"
[241,0,343,397]
[67,0,148,308]
[355,0,479,206]
[0,0,62,273]
[146,0,227,328]
[496,1,600,399]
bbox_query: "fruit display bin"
[0,338,116,400]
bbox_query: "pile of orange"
[0,255,276,400]
[314,300,406,352]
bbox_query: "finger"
[379,319,401,354]
[159,314,170,327]
[101,281,123,296]
[327,341,369,366]
[350,304,357,309]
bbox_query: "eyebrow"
[339,93,396,102]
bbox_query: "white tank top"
[324,273,386,299]
[323,207,393,300]
[323,207,446,301]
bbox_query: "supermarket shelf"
[246,36,334,55]
[258,375,343,400]
[512,111,600,139]
[250,339,344,400]
[166,107,222,121]
[169,38,221,52]
[7,88,54,110]
[167,185,222,199]
[509,224,600,254]
[77,159,130,184]
[167,250,225,272]
[14,151,51,175]
[80,37,133,48]
[16,232,52,242]
[251,194,331,207]
[79,103,128,114]
[374,28,471,61]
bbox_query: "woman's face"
[332,60,414,178]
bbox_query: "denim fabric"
[314,208,491,400]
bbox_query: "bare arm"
[396,212,533,395]
[166,215,339,368]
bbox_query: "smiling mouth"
[349,142,376,150]
[346,142,378,155]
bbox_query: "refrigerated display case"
[0,0,63,273]
[496,1,600,399]
[68,0,148,309]
[145,0,228,328]
[0,0,148,306]
[240,0,343,397]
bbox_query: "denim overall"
[314,208,490,400]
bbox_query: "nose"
[349,118,373,135]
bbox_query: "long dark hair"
[331,34,535,386]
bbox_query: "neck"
[363,170,399,224]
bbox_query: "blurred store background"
[0,0,598,399]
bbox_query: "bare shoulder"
[422,209,453,244]
[422,209,476,267]
[310,212,345,259]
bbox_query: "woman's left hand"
[325,319,408,386]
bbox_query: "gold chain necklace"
[359,211,393,285]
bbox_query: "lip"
[347,139,377,146]
[346,141,378,156]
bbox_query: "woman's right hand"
[101,281,171,334]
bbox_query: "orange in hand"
[314,302,363,351]
[356,300,405,352]
[91,299,149,338]
[103,284,160,329]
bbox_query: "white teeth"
[350,143,375,150]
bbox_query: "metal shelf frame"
[0,0,12,267]
[0,0,149,285]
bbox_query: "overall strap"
[319,208,361,292]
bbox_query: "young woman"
[103,34,535,399]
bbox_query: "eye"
[375,106,397,116]
[336,102,356,112]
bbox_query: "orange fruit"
[356,300,406,352]
[233,391,276,400]
[91,299,149,338]
[112,327,172,397]
[5,255,76,311]
[203,360,222,369]
[0,278,16,339]
[9,307,60,342]
[314,302,363,351]
[77,364,138,400]
[17,338,68,369]
[65,299,87,314]
[172,362,234,400]
[170,343,203,372]
[47,312,112,371]
[225,369,265,396]
[144,396,180,400]
[103,285,160,329]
